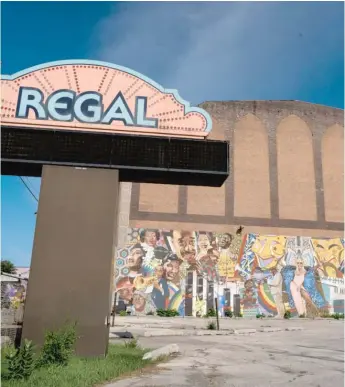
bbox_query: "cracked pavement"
[106,320,344,387]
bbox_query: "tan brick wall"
[128,219,344,239]
[187,185,225,216]
[322,124,344,222]
[277,115,317,220]
[128,100,344,235]
[233,114,271,218]
[139,184,179,213]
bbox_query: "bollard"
[215,297,220,331]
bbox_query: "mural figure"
[151,263,170,310]
[311,238,344,278]
[251,235,287,270]
[161,253,184,314]
[266,260,285,318]
[197,248,219,282]
[132,290,156,315]
[139,229,160,264]
[289,257,308,315]
[126,244,145,278]
[196,232,213,261]
[195,295,206,317]
[282,255,327,317]
[2,283,26,309]
[172,230,197,268]
[116,277,134,303]
[241,279,257,309]
[218,233,237,279]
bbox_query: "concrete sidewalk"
[109,316,342,338]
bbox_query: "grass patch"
[1,344,151,387]
[156,309,179,317]
[284,310,292,319]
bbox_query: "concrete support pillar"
[22,165,119,357]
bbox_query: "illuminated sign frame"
[1,60,212,139]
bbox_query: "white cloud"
[90,2,344,105]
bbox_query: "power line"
[24,177,39,198]
[18,176,38,202]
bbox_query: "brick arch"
[322,124,344,222]
[276,114,317,220]
[233,113,271,218]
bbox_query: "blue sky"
[1,1,344,267]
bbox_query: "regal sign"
[1,60,212,138]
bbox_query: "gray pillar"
[22,166,119,357]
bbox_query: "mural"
[114,228,242,316]
[114,229,345,317]
[237,234,344,317]
[1,281,27,310]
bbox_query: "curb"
[142,343,179,361]
[109,326,305,339]
[258,327,283,333]
[285,327,304,331]
[233,329,257,335]
[143,330,185,337]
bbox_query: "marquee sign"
[1,60,212,138]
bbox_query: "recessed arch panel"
[234,114,271,218]
[277,115,317,220]
[322,124,344,222]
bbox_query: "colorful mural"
[237,234,344,317]
[1,281,27,310]
[114,229,345,317]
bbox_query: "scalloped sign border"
[1,60,212,138]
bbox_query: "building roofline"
[199,99,344,112]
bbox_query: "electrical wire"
[24,177,39,198]
[18,176,39,202]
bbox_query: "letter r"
[16,87,47,119]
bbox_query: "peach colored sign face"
[1,60,212,138]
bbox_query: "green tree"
[1,260,16,274]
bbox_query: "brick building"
[115,100,344,318]
[117,100,344,241]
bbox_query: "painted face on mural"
[207,248,220,263]
[140,229,160,247]
[127,245,144,271]
[312,239,344,266]
[175,232,195,265]
[118,287,133,302]
[163,255,181,281]
[198,233,210,250]
[133,292,146,312]
[252,236,287,260]
[296,259,304,268]
[145,231,159,247]
[180,232,196,254]
[116,277,134,302]
[219,233,232,249]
